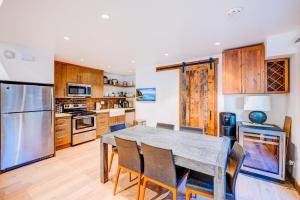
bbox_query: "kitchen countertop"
[92,108,135,113]
[55,108,135,117]
[55,113,72,118]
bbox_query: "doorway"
[180,60,217,136]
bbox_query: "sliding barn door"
[180,63,217,135]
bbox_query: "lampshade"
[244,96,271,112]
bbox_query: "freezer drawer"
[1,111,54,170]
[0,83,53,113]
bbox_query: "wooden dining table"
[100,125,230,200]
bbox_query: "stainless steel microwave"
[67,83,92,97]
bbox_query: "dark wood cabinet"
[222,44,265,94]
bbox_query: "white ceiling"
[0,0,299,75]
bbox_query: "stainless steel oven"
[67,83,92,97]
[72,115,96,145]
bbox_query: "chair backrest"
[283,116,292,145]
[114,136,143,173]
[226,142,246,197]
[156,122,175,130]
[110,123,126,132]
[179,126,203,134]
[141,143,177,188]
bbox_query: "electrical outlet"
[288,160,295,166]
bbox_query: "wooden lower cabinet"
[109,115,126,126]
[96,113,109,137]
[96,113,126,137]
[55,116,71,150]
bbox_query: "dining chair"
[156,122,175,130]
[113,136,144,200]
[140,143,189,200]
[185,142,245,200]
[180,126,203,134]
[108,123,126,172]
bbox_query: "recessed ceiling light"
[63,36,70,41]
[80,58,84,62]
[164,53,169,57]
[107,65,112,68]
[101,14,110,20]
[227,7,243,16]
[131,60,136,64]
[214,42,221,46]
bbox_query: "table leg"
[214,166,226,200]
[100,139,108,183]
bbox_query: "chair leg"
[186,189,191,200]
[129,172,132,182]
[108,151,115,172]
[113,166,121,195]
[141,177,148,200]
[172,188,177,200]
[136,174,142,200]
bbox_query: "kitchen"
[54,61,136,149]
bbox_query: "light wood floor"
[0,139,299,200]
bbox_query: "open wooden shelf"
[100,96,127,99]
[104,84,135,88]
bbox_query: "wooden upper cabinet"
[55,61,104,98]
[66,64,81,83]
[90,68,104,98]
[222,49,242,94]
[222,44,265,94]
[241,44,265,94]
[54,61,67,98]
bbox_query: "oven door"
[72,115,96,134]
[67,84,91,97]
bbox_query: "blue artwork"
[136,88,156,101]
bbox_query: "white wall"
[135,66,179,129]
[136,55,288,129]
[0,42,54,84]
[286,43,300,184]
[266,31,299,58]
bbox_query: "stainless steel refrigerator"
[0,82,54,171]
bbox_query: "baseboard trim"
[287,170,300,195]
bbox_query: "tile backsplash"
[55,98,122,110]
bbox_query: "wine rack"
[265,58,289,94]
